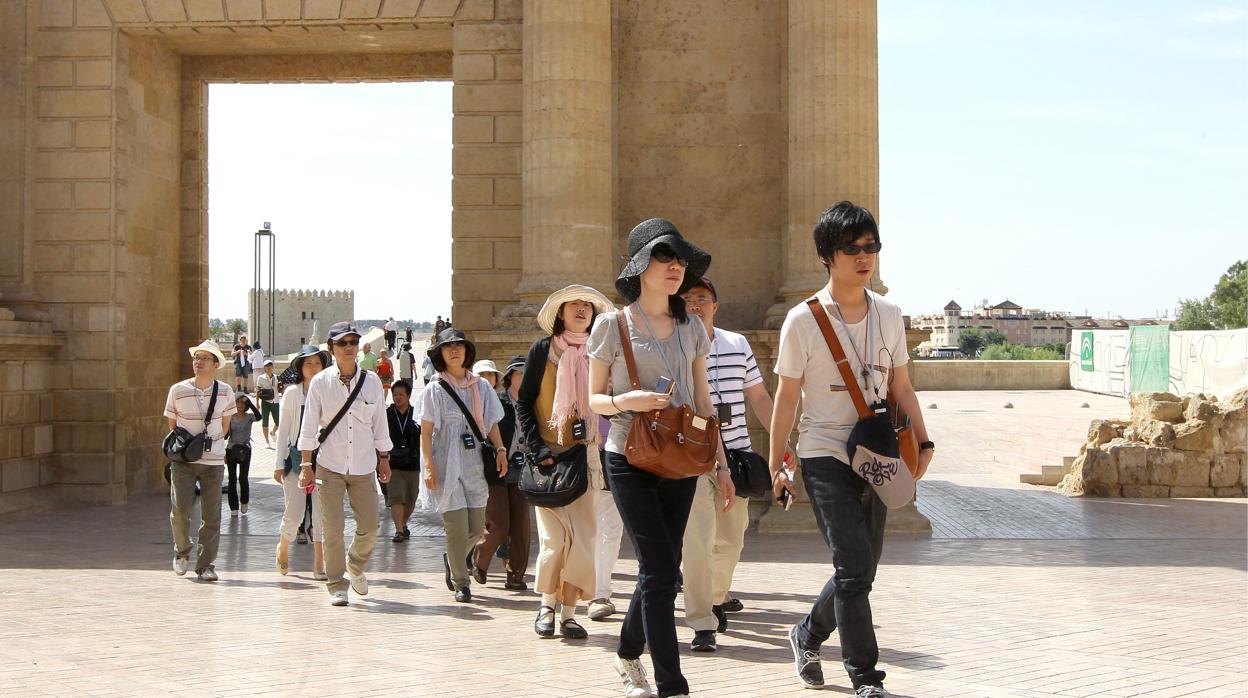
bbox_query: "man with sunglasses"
[297,321,393,607]
[769,202,933,697]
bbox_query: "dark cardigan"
[514,336,554,464]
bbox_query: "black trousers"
[796,456,888,689]
[225,445,252,510]
[605,451,698,698]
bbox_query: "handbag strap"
[615,311,642,391]
[438,378,487,444]
[203,380,219,429]
[318,369,369,444]
[805,297,873,421]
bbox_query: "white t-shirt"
[774,288,908,463]
[250,348,265,371]
[385,320,397,332]
[707,327,763,452]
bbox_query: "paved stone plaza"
[1,391,1245,697]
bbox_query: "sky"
[208,1,1247,323]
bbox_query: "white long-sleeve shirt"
[274,383,305,465]
[296,364,393,475]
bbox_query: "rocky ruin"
[1058,389,1247,498]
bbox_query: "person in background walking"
[398,342,416,388]
[225,394,262,516]
[232,337,250,393]
[405,326,414,347]
[588,218,726,698]
[590,409,624,622]
[357,342,380,372]
[384,317,398,353]
[434,316,446,336]
[255,359,280,449]
[386,379,422,542]
[378,349,395,400]
[518,285,614,640]
[297,321,393,607]
[250,340,266,393]
[165,340,236,582]
[418,328,507,603]
[471,356,531,591]
[274,344,328,579]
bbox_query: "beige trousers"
[443,507,487,588]
[315,469,379,594]
[170,462,224,573]
[681,472,750,631]
[534,446,601,599]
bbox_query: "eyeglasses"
[652,249,689,267]
[191,355,214,363]
[333,339,360,347]
[838,241,882,256]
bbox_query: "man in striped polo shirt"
[679,276,793,652]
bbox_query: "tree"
[208,317,224,338]
[983,329,1007,346]
[981,343,1063,360]
[958,327,986,356]
[1176,260,1246,331]
[224,318,247,342]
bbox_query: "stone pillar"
[510,0,614,316]
[0,0,36,322]
[767,0,881,328]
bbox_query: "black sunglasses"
[652,248,689,267]
[333,338,360,347]
[838,241,882,256]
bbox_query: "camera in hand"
[655,375,674,395]
[461,432,477,450]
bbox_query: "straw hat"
[188,339,226,366]
[537,285,615,335]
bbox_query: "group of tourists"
[162,202,934,698]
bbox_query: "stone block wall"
[0,331,61,514]
[1058,390,1248,498]
[247,289,354,356]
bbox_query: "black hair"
[551,301,602,337]
[430,341,476,372]
[253,340,261,349]
[392,379,412,396]
[812,201,880,271]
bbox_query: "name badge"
[716,403,732,423]
[461,433,477,450]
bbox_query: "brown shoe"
[504,572,528,590]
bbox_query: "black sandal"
[560,618,588,639]
[534,605,555,637]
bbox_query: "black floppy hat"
[427,328,477,367]
[615,218,711,301]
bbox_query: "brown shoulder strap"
[805,297,873,420]
[615,310,642,391]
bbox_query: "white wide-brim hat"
[537,285,615,335]
[188,339,226,366]
[471,359,500,377]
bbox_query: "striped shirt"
[707,328,763,451]
[163,379,237,465]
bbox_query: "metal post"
[253,223,276,351]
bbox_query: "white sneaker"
[612,655,655,698]
[588,598,616,620]
[265,444,275,450]
[330,591,348,607]
[197,566,218,582]
[240,503,248,514]
[173,556,189,576]
[349,572,368,596]
[230,510,239,517]
[313,569,328,581]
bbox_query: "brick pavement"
[1,393,1245,698]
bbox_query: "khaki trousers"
[170,462,224,573]
[443,507,487,588]
[681,472,750,631]
[315,469,379,594]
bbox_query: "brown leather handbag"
[806,298,921,478]
[616,312,719,479]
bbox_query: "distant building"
[914,299,1073,353]
[247,289,354,356]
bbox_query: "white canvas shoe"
[612,655,655,698]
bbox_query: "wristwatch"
[919,440,935,452]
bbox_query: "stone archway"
[0,0,882,516]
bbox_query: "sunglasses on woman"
[652,248,689,267]
[838,241,883,256]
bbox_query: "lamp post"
[253,222,275,351]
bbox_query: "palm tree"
[225,318,247,343]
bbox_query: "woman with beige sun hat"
[515,284,615,640]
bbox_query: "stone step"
[1019,462,1074,486]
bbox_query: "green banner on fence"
[1129,324,1170,393]
[1080,331,1095,372]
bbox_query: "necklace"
[830,291,875,392]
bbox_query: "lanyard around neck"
[632,305,686,404]
[829,291,876,396]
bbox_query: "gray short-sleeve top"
[587,307,711,454]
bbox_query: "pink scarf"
[439,370,486,436]
[548,331,591,445]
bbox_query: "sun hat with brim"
[290,344,331,378]
[188,339,226,366]
[471,359,500,378]
[504,355,525,375]
[537,285,615,335]
[427,328,477,366]
[846,413,917,510]
[615,218,712,301]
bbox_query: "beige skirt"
[533,444,601,598]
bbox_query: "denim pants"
[796,456,888,689]
[605,451,698,698]
[225,445,251,510]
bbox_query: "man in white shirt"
[164,340,237,582]
[679,276,792,652]
[297,321,394,607]
[384,317,398,353]
[249,341,265,391]
[770,202,932,697]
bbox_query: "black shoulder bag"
[438,378,502,485]
[311,370,370,465]
[163,381,220,463]
[726,447,771,498]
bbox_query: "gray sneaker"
[330,591,348,607]
[856,687,890,697]
[788,625,824,689]
[173,556,189,576]
[612,655,655,698]
[197,566,218,582]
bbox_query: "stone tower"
[247,289,353,356]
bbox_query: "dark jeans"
[225,445,252,510]
[605,451,697,698]
[796,456,888,689]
